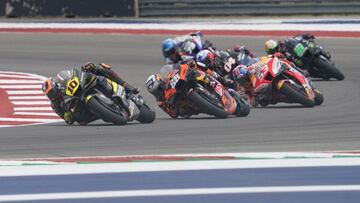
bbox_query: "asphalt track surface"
[0,33,359,159]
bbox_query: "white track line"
[0,125,14,128]
[11,101,50,105]
[0,80,42,84]
[1,158,360,177]
[9,96,48,100]
[14,112,58,116]
[6,90,44,95]
[14,107,53,111]
[0,185,359,202]
[0,85,42,89]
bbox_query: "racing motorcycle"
[235,56,324,107]
[283,38,344,80]
[160,64,250,118]
[58,69,155,125]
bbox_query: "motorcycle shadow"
[47,122,147,127]
[309,78,338,82]
[256,105,309,109]
[161,116,234,120]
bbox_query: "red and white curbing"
[0,71,62,128]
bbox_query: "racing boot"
[82,62,139,94]
[254,84,272,107]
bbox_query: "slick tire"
[314,58,344,81]
[314,90,324,106]
[188,90,229,119]
[87,97,127,125]
[279,82,315,107]
[236,99,250,117]
[136,104,156,124]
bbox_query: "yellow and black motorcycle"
[57,69,155,125]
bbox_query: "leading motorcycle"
[58,69,156,125]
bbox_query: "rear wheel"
[136,104,156,123]
[279,82,315,107]
[87,97,127,125]
[313,57,344,81]
[188,90,229,118]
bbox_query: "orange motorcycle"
[162,64,250,118]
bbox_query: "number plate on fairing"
[65,77,80,96]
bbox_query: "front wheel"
[313,57,344,81]
[279,82,315,107]
[87,97,127,125]
[235,98,250,117]
[314,89,324,106]
[188,90,229,118]
[136,104,156,123]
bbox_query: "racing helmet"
[145,74,163,98]
[42,77,61,101]
[195,49,215,70]
[264,39,278,54]
[161,38,175,58]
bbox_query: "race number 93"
[65,77,80,96]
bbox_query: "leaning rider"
[161,31,215,64]
[146,61,202,119]
[42,63,139,125]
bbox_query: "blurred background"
[0,0,359,18]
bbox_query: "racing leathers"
[153,60,242,118]
[208,46,259,89]
[164,32,214,64]
[151,62,196,118]
[44,63,139,125]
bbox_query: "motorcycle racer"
[161,31,214,64]
[146,60,250,118]
[42,63,140,124]
[146,63,196,118]
[264,33,330,61]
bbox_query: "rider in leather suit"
[42,63,139,124]
[161,32,214,64]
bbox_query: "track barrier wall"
[0,0,359,18]
[2,0,135,17]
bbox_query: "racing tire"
[279,82,315,107]
[236,99,250,117]
[87,97,127,125]
[136,104,156,124]
[313,58,344,81]
[188,90,229,118]
[314,90,324,106]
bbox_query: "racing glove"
[124,83,140,94]
[81,62,96,72]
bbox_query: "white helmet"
[145,74,163,97]
[264,39,278,54]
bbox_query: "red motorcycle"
[236,56,323,107]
